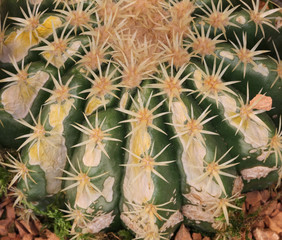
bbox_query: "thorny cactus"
[0,0,281,239]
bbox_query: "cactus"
[0,0,281,239]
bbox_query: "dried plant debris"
[0,192,133,240]
[173,187,282,240]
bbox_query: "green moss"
[0,166,11,198]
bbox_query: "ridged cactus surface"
[0,0,282,239]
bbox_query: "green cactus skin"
[37,68,90,156]
[63,108,125,235]
[14,69,89,203]
[0,13,63,72]
[265,12,282,58]
[82,62,122,116]
[33,33,90,71]
[0,62,57,148]
[204,42,282,126]
[0,0,57,21]
[0,0,281,239]
[166,93,239,233]
[184,59,280,192]
[118,83,182,239]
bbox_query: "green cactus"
[0,0,281,239]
